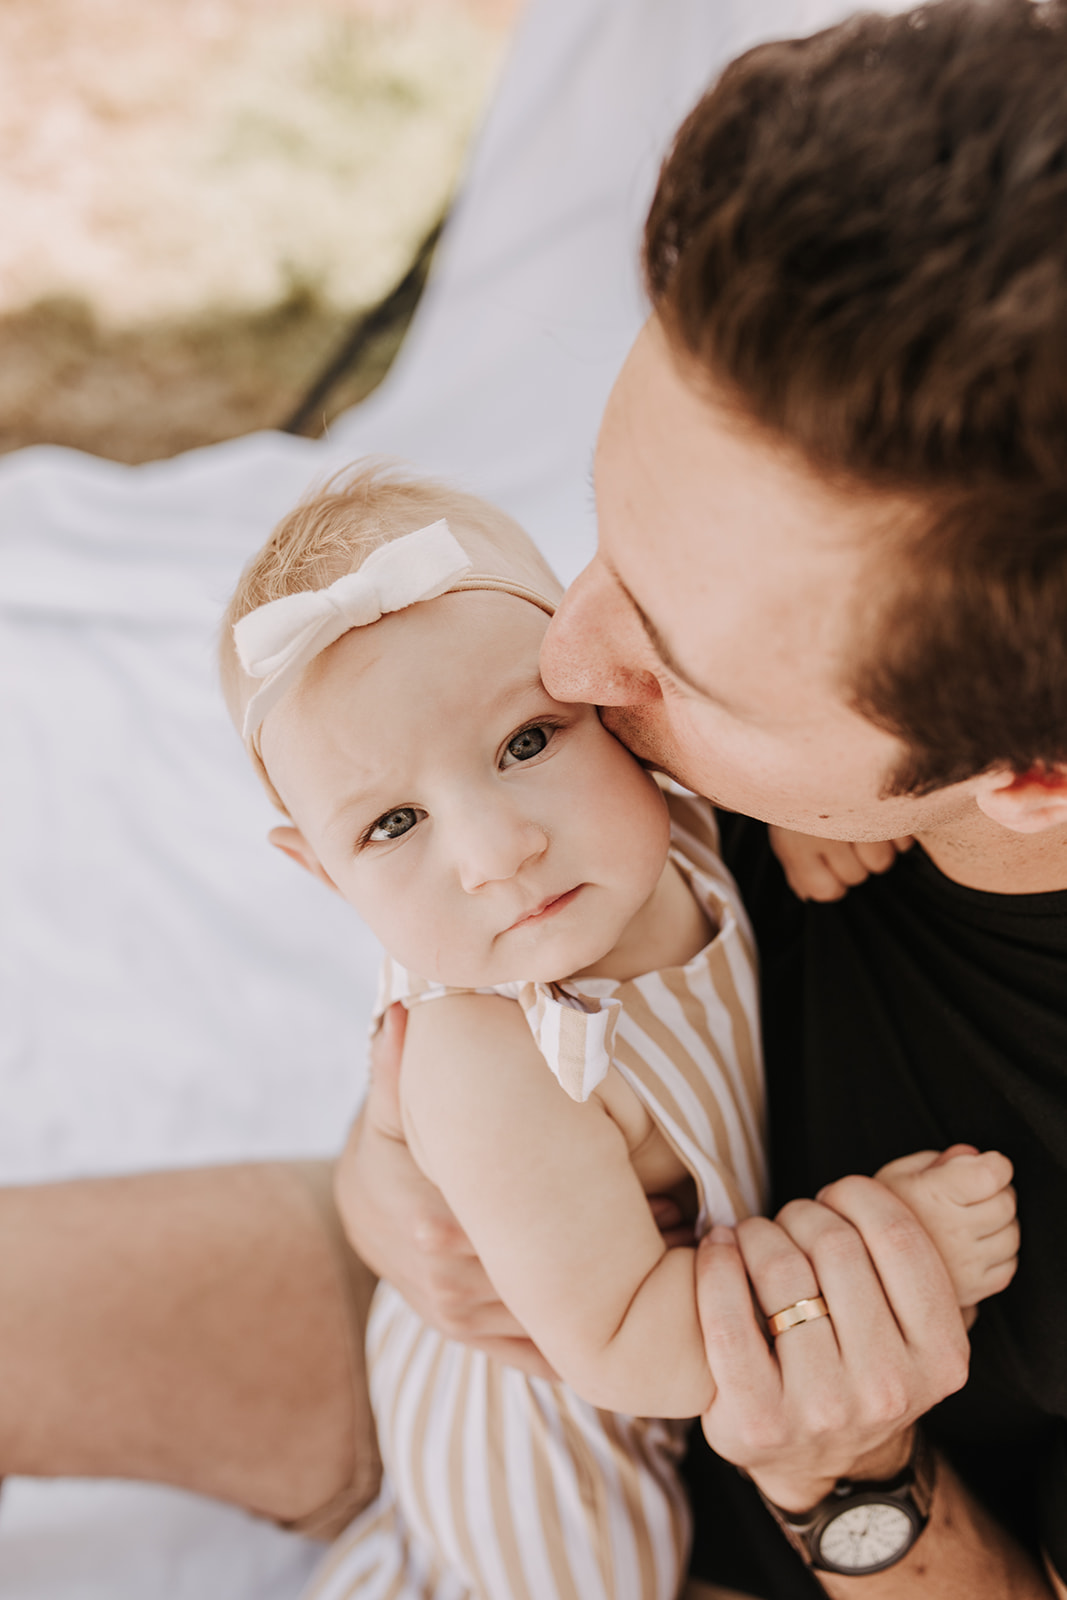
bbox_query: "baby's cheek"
[381,894,475,986]
[574,778,667,915]
[339,871,434,973]
[380,915,440,978]
[605,753,671,855]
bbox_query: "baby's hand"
[876,1145,1019,1314]
[768,827,913,902]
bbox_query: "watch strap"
[755,1428,936,1574]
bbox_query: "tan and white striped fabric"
[304,790,766,1600]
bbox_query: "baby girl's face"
[260,589,670,987]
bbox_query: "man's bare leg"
[0,1161,379,1537]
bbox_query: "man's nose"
[541,560,661,707]
[455,808,548,894]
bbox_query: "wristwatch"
[755,1430,936,1576]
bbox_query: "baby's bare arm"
[877,1144,1019,1310]
[400,992,714,1418]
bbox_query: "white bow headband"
[233,519,555,744]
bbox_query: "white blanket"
[0,0,909,1592]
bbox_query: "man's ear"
[974,765,1067,834]
[268,825,340,893]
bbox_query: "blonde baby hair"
[221,459,564,812]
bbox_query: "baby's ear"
[268,826,340,894]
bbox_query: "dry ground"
[0,0,519,461]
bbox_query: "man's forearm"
[814,1453,1052,1600]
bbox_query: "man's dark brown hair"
[645,0,1067,795]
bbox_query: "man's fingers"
[403,1253,531,1341]
[733,1215,823,1321]
[697,1210,959,1509]
[695,1225,780,1400]
[434,1289,532,1337]
[768,1188,968,1448]
[731,1215,843,1407]
[426,1291,533,1345]
[813,1176,969,1385]
[648,1194,684,1230]
[772,1197,907,1367]
[410,1208,480,1258]
[751,1200,899,1386]
[649,1194,698,1248]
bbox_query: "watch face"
[817,1503,915,1573]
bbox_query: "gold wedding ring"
[767,1295,830,1336]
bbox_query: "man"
[343,0,1067,1593]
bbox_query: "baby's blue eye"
[506,725,549,762]
[369,807,418,842]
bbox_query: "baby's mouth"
[507,885,583,931]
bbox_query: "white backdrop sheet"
[0,0,910,1592]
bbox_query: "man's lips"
[507,885,584,931]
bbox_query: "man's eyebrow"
[610,567,741,711]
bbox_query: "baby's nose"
[456,811,547,892]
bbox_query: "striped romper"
[304,791,766,1600]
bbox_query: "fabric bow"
[234,519,471,738]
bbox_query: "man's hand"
[334,1005,556,1379]
[695,1176,970,1512]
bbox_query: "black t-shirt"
[685,814,1067,1596]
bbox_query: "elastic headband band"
[232,519,557,767]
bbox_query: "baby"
[221,463,1017,1600]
